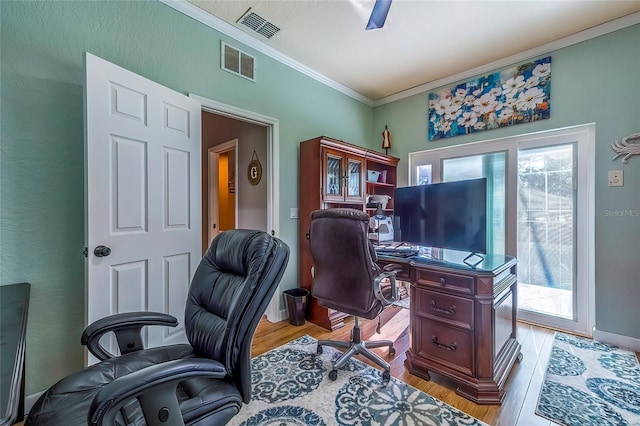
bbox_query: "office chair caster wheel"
[389,347,396,356]
[329,369,338,381]
[382,371,391,385]
[316,345,323,354]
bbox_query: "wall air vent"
[237,8,280,40]
[221,41,255,82]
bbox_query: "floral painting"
[428,57,551,141]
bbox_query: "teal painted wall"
[373,25,640,340]
[2,0,638,397]
[1,1,373,394]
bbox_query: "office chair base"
[316,318,394,385]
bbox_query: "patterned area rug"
[229,335,486,425]
[536,332,640,426]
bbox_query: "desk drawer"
[415,268,475,295]
[415,289,474,330]
[415,318,474,376]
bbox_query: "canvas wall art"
[428,56,551,141]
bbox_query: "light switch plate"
[608,170,623,187]
[290,208,299,219]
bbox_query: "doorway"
[208,139,237,246]
[195,94,283,323]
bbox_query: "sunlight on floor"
[519,282,572,319]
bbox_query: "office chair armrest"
[82,312,179,361]
[89,358,227,426]
[374,271,398,305]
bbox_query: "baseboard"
[266,308,288,323]
[593,328,640,352]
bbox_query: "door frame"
[208,139,238,245]
[191,93,283,322]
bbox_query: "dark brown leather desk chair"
[309,208,399,385]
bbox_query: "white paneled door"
[85,53,201,361]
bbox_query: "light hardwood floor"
[252,306,557,426]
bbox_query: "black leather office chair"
[26,229,289,426]
[309,208,399,385]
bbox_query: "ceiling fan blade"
[366,0,392,30]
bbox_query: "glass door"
[441,152,506,255]
[345,155,363,202]
[517,143,576,321]
[322,148,344,202]
[410,124,594,335]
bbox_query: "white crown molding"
[159,0,374,106]
[374,11,640,106]
[160,1,638,109]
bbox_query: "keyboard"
[375,248,419,258]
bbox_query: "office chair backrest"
[185,229,289,402]
[309,208,384,319]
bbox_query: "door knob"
[94,245,111,257]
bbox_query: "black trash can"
[284,288,309,326]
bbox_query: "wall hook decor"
[247,151,262,185]
[611,133,640,164]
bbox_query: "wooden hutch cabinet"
[299,136,399,330]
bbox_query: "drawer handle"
[432,336,457,352]
[439,277,446,285]
[431,300,456,315]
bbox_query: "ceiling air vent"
[221,41,255,81]
[237,8,280,39]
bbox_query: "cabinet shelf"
[366,181,395,188]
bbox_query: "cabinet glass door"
[323,151,344,201]
[345,156,363,201]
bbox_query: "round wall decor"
[247,151,262,186]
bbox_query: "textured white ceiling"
[187,0,640,101]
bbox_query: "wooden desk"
[377,251,521,405]
[1,283,31,426]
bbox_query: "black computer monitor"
[393,178,487,254]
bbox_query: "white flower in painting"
[472,88,483,97]
[499,109,515,121]
[474,122,486,131]
[532,62,551,78]
[489,87,502,98]
[473,93,498,115]
[502,95,517,109]
[463,95,476,107]
[502,75,526,95]
[444,104,462,121]
[454,88,468,101]
[525,75,540,89]
[429,99,439,110]
[441,120,452,133]
[458,111,478,128]
[486,112,499,129]
[434,98,452,115]
[452,96,465,108]
[516,87,546,110]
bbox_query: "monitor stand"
[463,252,484,268]
[417,246,444,262]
